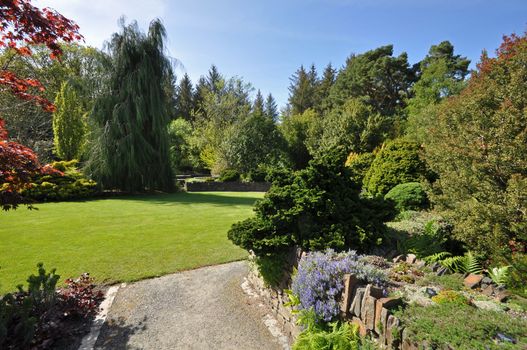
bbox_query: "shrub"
[228,148,392,257]
[291,250,386,321]
[21,160,97,202]
[393,303,527,349]
[219,169,240,182]
[509,253,527,297]
[364,139,431,197]
[345,152,375,185]
[384,182,428,213]
[0,264,103,349]
[242,167,268,182]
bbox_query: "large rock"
[340,274,358,314]
[406,254,417,264]
[350,287,365,317]
[361,295,377,330]
[464,274,484,289]
[351,317,368,337]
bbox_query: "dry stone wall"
[246,250,429,349]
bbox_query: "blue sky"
[38,0,527,108]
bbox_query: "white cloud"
[35,0,168,48]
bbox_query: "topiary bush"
[218,169,240,182]
[384,182,428,212]
[228,148,393,258]
[21,160,97,202]
[363,139,431,197]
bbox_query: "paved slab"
[94,261,284,350]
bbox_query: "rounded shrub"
[218,169,240,182]
[384,182,428,212]
[364,139,430,197]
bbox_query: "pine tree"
[264,93,278,121]
[252,89,265,117]
[176,73,195,122]
[194,76,208,111]
[288,65,317,115]
[52,81,86,160]
[206,64,223,94]
[87,19,173,192]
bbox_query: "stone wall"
[185,181,271,192]
[246,251,425,349]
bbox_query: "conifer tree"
[176,73,195,122]
[252,89,265,117]
[264,93,278,121]
[316,63,336,113]
[288,65,317,115]
[87,19,173,192]
[52,81,86,160]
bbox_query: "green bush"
[393,303,527,349]
[384,182,428,212]
[228,148,393,257]
[21,161,97,202]
[218,169,240,182]
[345,152,375,185]
[364,139,431,197]
[242,167,268,182]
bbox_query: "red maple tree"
[0,0,81,210]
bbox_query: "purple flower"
[291,249,386,322]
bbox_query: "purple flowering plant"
[291,249,386,322]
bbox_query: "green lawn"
[0,192,263,294]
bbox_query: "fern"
[424,252,452,264]
[463,251,482,274]
[439,252,482,274]
[487,266,511,286]
[440,256,466,273]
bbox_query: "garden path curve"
[93,261,284,350]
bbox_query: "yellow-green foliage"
[431,290,469,306]
[52,82,86,160]
[22,161,96,202]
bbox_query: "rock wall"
[246,250,425,349]
[185,181,271,192]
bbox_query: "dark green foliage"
[345,152,375,185]
[308,98,388,158]
[384,182,428,212]
[223,113,285,174]
[168,118,193,173]
[364,139,430,197]
[329,45,415,116]
[264,93,278,121]
[509,253,527,297]
[288,65,318,115]
[280,109,317,170]
[21,160,97,201]
[175,73,195,122]
[87,19,173,192]
[252,89,265,117]
[228,148,391,256]
[254,252,289,287]
[393,303,527,349]
[242,167,268,182]
[219,169,240,182]
[0,263,59,349]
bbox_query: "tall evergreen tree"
[264,93,278,121]
[252,89,265,117]
[288,65,317,115]
[87,19,173,192]
[176,73,195,122]
[417,41,470,81]
[206,64,223,94]
[52,81,86,160]
[194,76,208,111]
[316,63,336,113]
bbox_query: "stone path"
[93,261,285,350]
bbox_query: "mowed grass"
[0,192,263,294]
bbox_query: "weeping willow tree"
[87,19,173,192]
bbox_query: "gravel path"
[94,261,285,350]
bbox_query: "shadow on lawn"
[122,192,262,207]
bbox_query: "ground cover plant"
[0,192,262,294]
